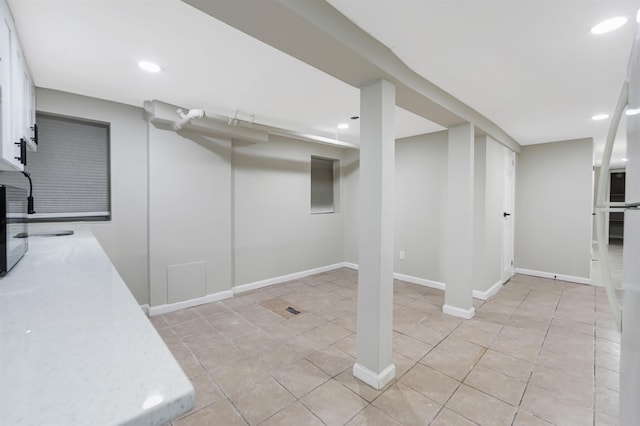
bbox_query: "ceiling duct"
[144,100,269,145]
[143,99,357,148]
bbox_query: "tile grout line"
[400,284,532,425]
[422,309,490,426]
[511,283,564,426]
[355,306,472,425]
[168,274,608,425]
[508,286,541,426]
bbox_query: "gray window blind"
[23,113,110,220]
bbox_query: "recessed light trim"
[337,123,349,129]
[138,60,162,73]
[590,16,628,35]
[592,113,610,121]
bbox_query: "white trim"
[393,273,445,291]
[140,304,150,316]
[342,262,359,270]
[514,268,593,286]
[442,304,476,319]
[357,267,506,301]
[148,290,234,316]
[233,263,346,294]
[353,362,396,390]
[472,280,503,300]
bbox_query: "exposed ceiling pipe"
[228,111,239,127]
[144,100,269,144]
[143,99,357,148]
[173,108,206,130]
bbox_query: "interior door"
[502,147,515,282]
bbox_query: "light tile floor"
[150,270,620,426]
[591,241,623,291]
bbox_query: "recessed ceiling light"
[626,107,640,116]
[337,123,349,129]
[592,113,610,121]
[590,17,628,35]
[622,158,628,162]
[138,60,162,73]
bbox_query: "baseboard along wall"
[145,261,510,316]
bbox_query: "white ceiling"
[8,0,640,165]
[328,0,639,166]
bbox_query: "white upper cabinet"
[0,0,35,171]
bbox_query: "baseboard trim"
[442,304,476,319]
[514,268,592,286]
[393,272,446,291]
[472,279,503,300]
[342,262,359,270]
[353,362,396,390]
[233,262,346,294]
[140,304,150,316]
[148,263,510,317]
[148,290,234,316]
[354,266,503,300]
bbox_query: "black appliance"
[0,185,28,275]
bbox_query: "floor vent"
[260,298,304,318]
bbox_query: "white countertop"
[0,227,194,425]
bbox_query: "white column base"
[442,304,475,319]
[353,362,396,390]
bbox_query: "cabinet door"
[12,43,23,143]
[29,69,35,147]
[0,13,21,170]
[22,57,35,151]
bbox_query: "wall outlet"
[399,250,406,261]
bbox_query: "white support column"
[353,79,396,390]
[443,123,476,319]
[473,136,487,294]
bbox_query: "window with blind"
[17,113,110,221]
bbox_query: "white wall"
[515,138,593,280]
[35,89,149,305]
[30,89,351,307]
[394,132,448,282]
[345,131,508,293]
[342,148,359,264]
[233,135,345,286]
[31,89,591,309]
[148,127,232,306]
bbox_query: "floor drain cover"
[260,298,304,318]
